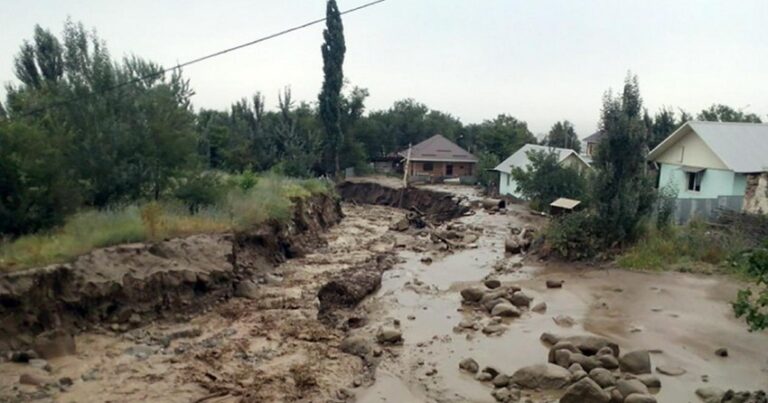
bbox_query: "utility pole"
[402,143,412,188]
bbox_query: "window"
[507,174,511,186]
[423,162,434,171]
[686,171,702,192]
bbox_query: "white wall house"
[494,144,591,198]
[648,121,768,215]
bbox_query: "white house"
[494,144,591,198]
[648,121,768,214]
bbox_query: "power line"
[19,0,387,117]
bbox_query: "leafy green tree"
[543,120,580,152]
[510,149,587,211]
[698,104,762,123]
[591,74,656,246]
[465,114,536,161]
[476,152,500,188]
[318,0,346,175]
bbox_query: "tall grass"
[0,175,333,272]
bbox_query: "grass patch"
[617,220,752,276]
[0,175,333,272]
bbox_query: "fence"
[672,195,743,224]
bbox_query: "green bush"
[545,211,601,260]
[173,171,227,213]
[733,242,768,331]
[511,149,587,212]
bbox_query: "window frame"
[423,162,434,172]
[686,171,703,192]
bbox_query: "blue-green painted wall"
[499,172,523,198]
[658,163,745,199]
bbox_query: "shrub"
[545,211,601,260]
[656,183,678,229]
[173,171,227,214]
[511,149,587,212]
[733,242,768,331]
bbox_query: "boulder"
[696,387,726,403]
[635,374,661,389]
[510,363,572,390]
[491,387,518,403]
[483,298,509,312]
[376,327,403,344]
[560,377,610,403]
[616,379,650,399]
[624,393,657,403]
[589,368,615,388]
[28,359,51,372]
[505,237,523,254]
[609,387,624,403]
[715,347,728,357]
[562,335,619,356]
[620,350,651,374]
[235,279,260,299]
[597,346,614,356]
[484,279,502,289]
[33,329,76,359]
[554,349,573,367]
[492,373,510,388]
[568,363,584,374]
[482,324,506,335]
[548,341,580,363]
[459,358,479,374]
[569,353,601,372]
[597,354,619,369]
[340,336,371,357]
[19,373,50,386]
[531,302,547,313]
[546,279,564,288]
[461,287,485,303]
[540,332,561,346]
[508,292,532,308]
[491,303,521,318]
[553,315,576,327]
[391,217,410,231]
[572,370,588,381]
[482,366,501,378]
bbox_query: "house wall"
[658,163,742,199]
[561,154,590,172]
[410,161,474,178]
[654,129,729,170]
[743,173,768,214]
[498,172,523,198]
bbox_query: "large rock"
[589,368,616,388]
[376,326,402,344]
[624,393,657,403]
[656,365,685,376]
[560,377,610,403]
[505,237,523,254]
[569,353,601,372]
[620,350,651,374]
[508,292,532,308]
[532,302,547,313]
[635,374,661,389]
[461,287,485,303]
[340,336,371,357]
[235,279,260,299]
[597,354,619,369]
[616,379,650,399]
[510,363,572,390]
[33,329,76,359]
[562,335,619,356]
[491,303,521,318]
[696,387,726,403]
[484,279,502,289]
[459,358,479,374]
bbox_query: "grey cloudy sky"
[2,0,767,136]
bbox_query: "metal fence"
[672,195,744,224]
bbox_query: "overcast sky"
[2,0,767,136]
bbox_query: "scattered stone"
[459,358,479,374]
[491,303,521,318]
[532,302,547,313]
[391,217,410,232]
[540,332,560,346]
[505,237,523,254]
[634,374,661,389]
[560,377,610,403]
[340,336,372,357]
[554,349,573,367]
[619,350,651,374]
[234,279,260,299]
[492,373,510,388]
[27,359,51,372]
[58,377,73,387]
[482,366,501,378]
[553,315,576,327]
[715,347,729,357]
[572,370,588,381]
[33,329,76,359]
[597,346,615,356]
[569,353,601,372]
[19,373,50,386]
[482,324,506,335]
[376,327,403,345]
[81,369,102,382]
[696,387,725,403]
[420,256,433,264]
[372,347,383,357]
[597,354,619,370]
[484,279,502,289]
[568,363,584,374]
[407,315,416,320]
[562,335,619,356]
[491,387,514,402]
[461,287,485,303]
[10,350,38,363]
[475,372,493,382]
[589,368,615,388]
[128,313,142,326]
[546,279,564,288]
[656,365,685,376]
[425,368,438,376]
[624,393,657,403]
[510,363,572,390]
[616,379,650,398]
[508,292,532,308]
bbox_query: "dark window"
[446,164,453,176]
[686,171,702,192]
[423,162,434,171]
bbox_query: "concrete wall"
[410,161,474,178]
[744,173,768,214]
[658,163,742,199]
[499,172,523,198]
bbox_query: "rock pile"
[457,282,537,336]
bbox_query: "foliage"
[318,0,346,175]
[545,211,601,260]
[591,74,656,247]
[0,175,331,271]
[543,120,580,153]
[173,171,227,214]
[476,152,500,188]
[463,114,536,161]
[733,242,768,331]
[510,149,587,211]
[646,106,688,149]
[655,182,678,229]
[698,104,762,123]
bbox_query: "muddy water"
[358,207,768,403]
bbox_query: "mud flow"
[0,182,766,403]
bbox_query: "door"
[446,164,453,176]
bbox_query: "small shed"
[549,198,581,215]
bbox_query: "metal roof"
[583,130,605,143]
[493,144,590,174]
[398,134,478,163]
[648,121,768,173]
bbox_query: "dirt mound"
[0,194,342,353]
[337,181,470,223]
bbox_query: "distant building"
[648,121,768,218]
[399,134,478,181]
[581,130,605,162]
[494,144,591,198]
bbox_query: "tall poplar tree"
[318,0,346,175]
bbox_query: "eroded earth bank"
[0,181,766,402]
